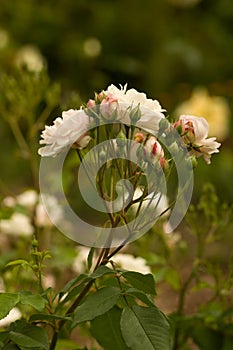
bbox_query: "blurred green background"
[0,0,233,202]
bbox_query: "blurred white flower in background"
[35,195,63,227]
[15,45,46,73]
[16,189,38,208]
[0,212,34,236]
[72,246,90,274]
[175,87,230,141]
[132,188,169,218]
[72,246,151,275]
[0,308,22,328]
[110,254,151,274]
[2,196,16,207]
[1,189,63,234]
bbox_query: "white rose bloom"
[104,84,166,134]
[0,212,34,236]
[0,307,22,327]
[105,84,164,112]
[110,253,151,274]
[178,115,221,164]
[38,109,91,157]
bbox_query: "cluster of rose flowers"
[38,84,221,166]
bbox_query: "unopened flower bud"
[129,105,141,124]
[144,136,164,163]
[32,238,38,249]
[116,130,126,147]
[169,142,180,156]
[99,149,107,162]
[87,99,96,108]
[160,156,169,170]
[134,132,144,143]
[159,118,170,132]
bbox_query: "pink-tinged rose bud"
[144,136,164,163]
[134,132,145,143]
[87,99,96,108]
[160,156,168,169]
[100,94,119,119]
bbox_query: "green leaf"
[91,306,128,350]
[6,260,29,267]
[56,339,83,350]
[20,292,47,312]
[56,339,86,350]
[126,288,155,307]
[122,271,156,295]
[89,265,115,279]
[1,344,19,350]
[8,320,49,349]
[0,293,20,319]
[61,274,89,295]
[190,326,222,350]
[72,287,120,327]
[87,247,95,270]
[120,306,171,350]
[30,313,71,322]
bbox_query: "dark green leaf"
[72,287,120,327]
[61,274,89,295]
[89,265,115,279]
[87,247,95,270]
[0,293,20,319]
[1,344,20,350]
[8,320,49,349]
[30,313,71,322]
[91,306,128,350]
[120,306,171,350]
[191,326,222,350]
[60,283,89,305]
[126,288,155,307]
[0,331,9,342]
[20,292,47,312]
[122,271,156,295]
